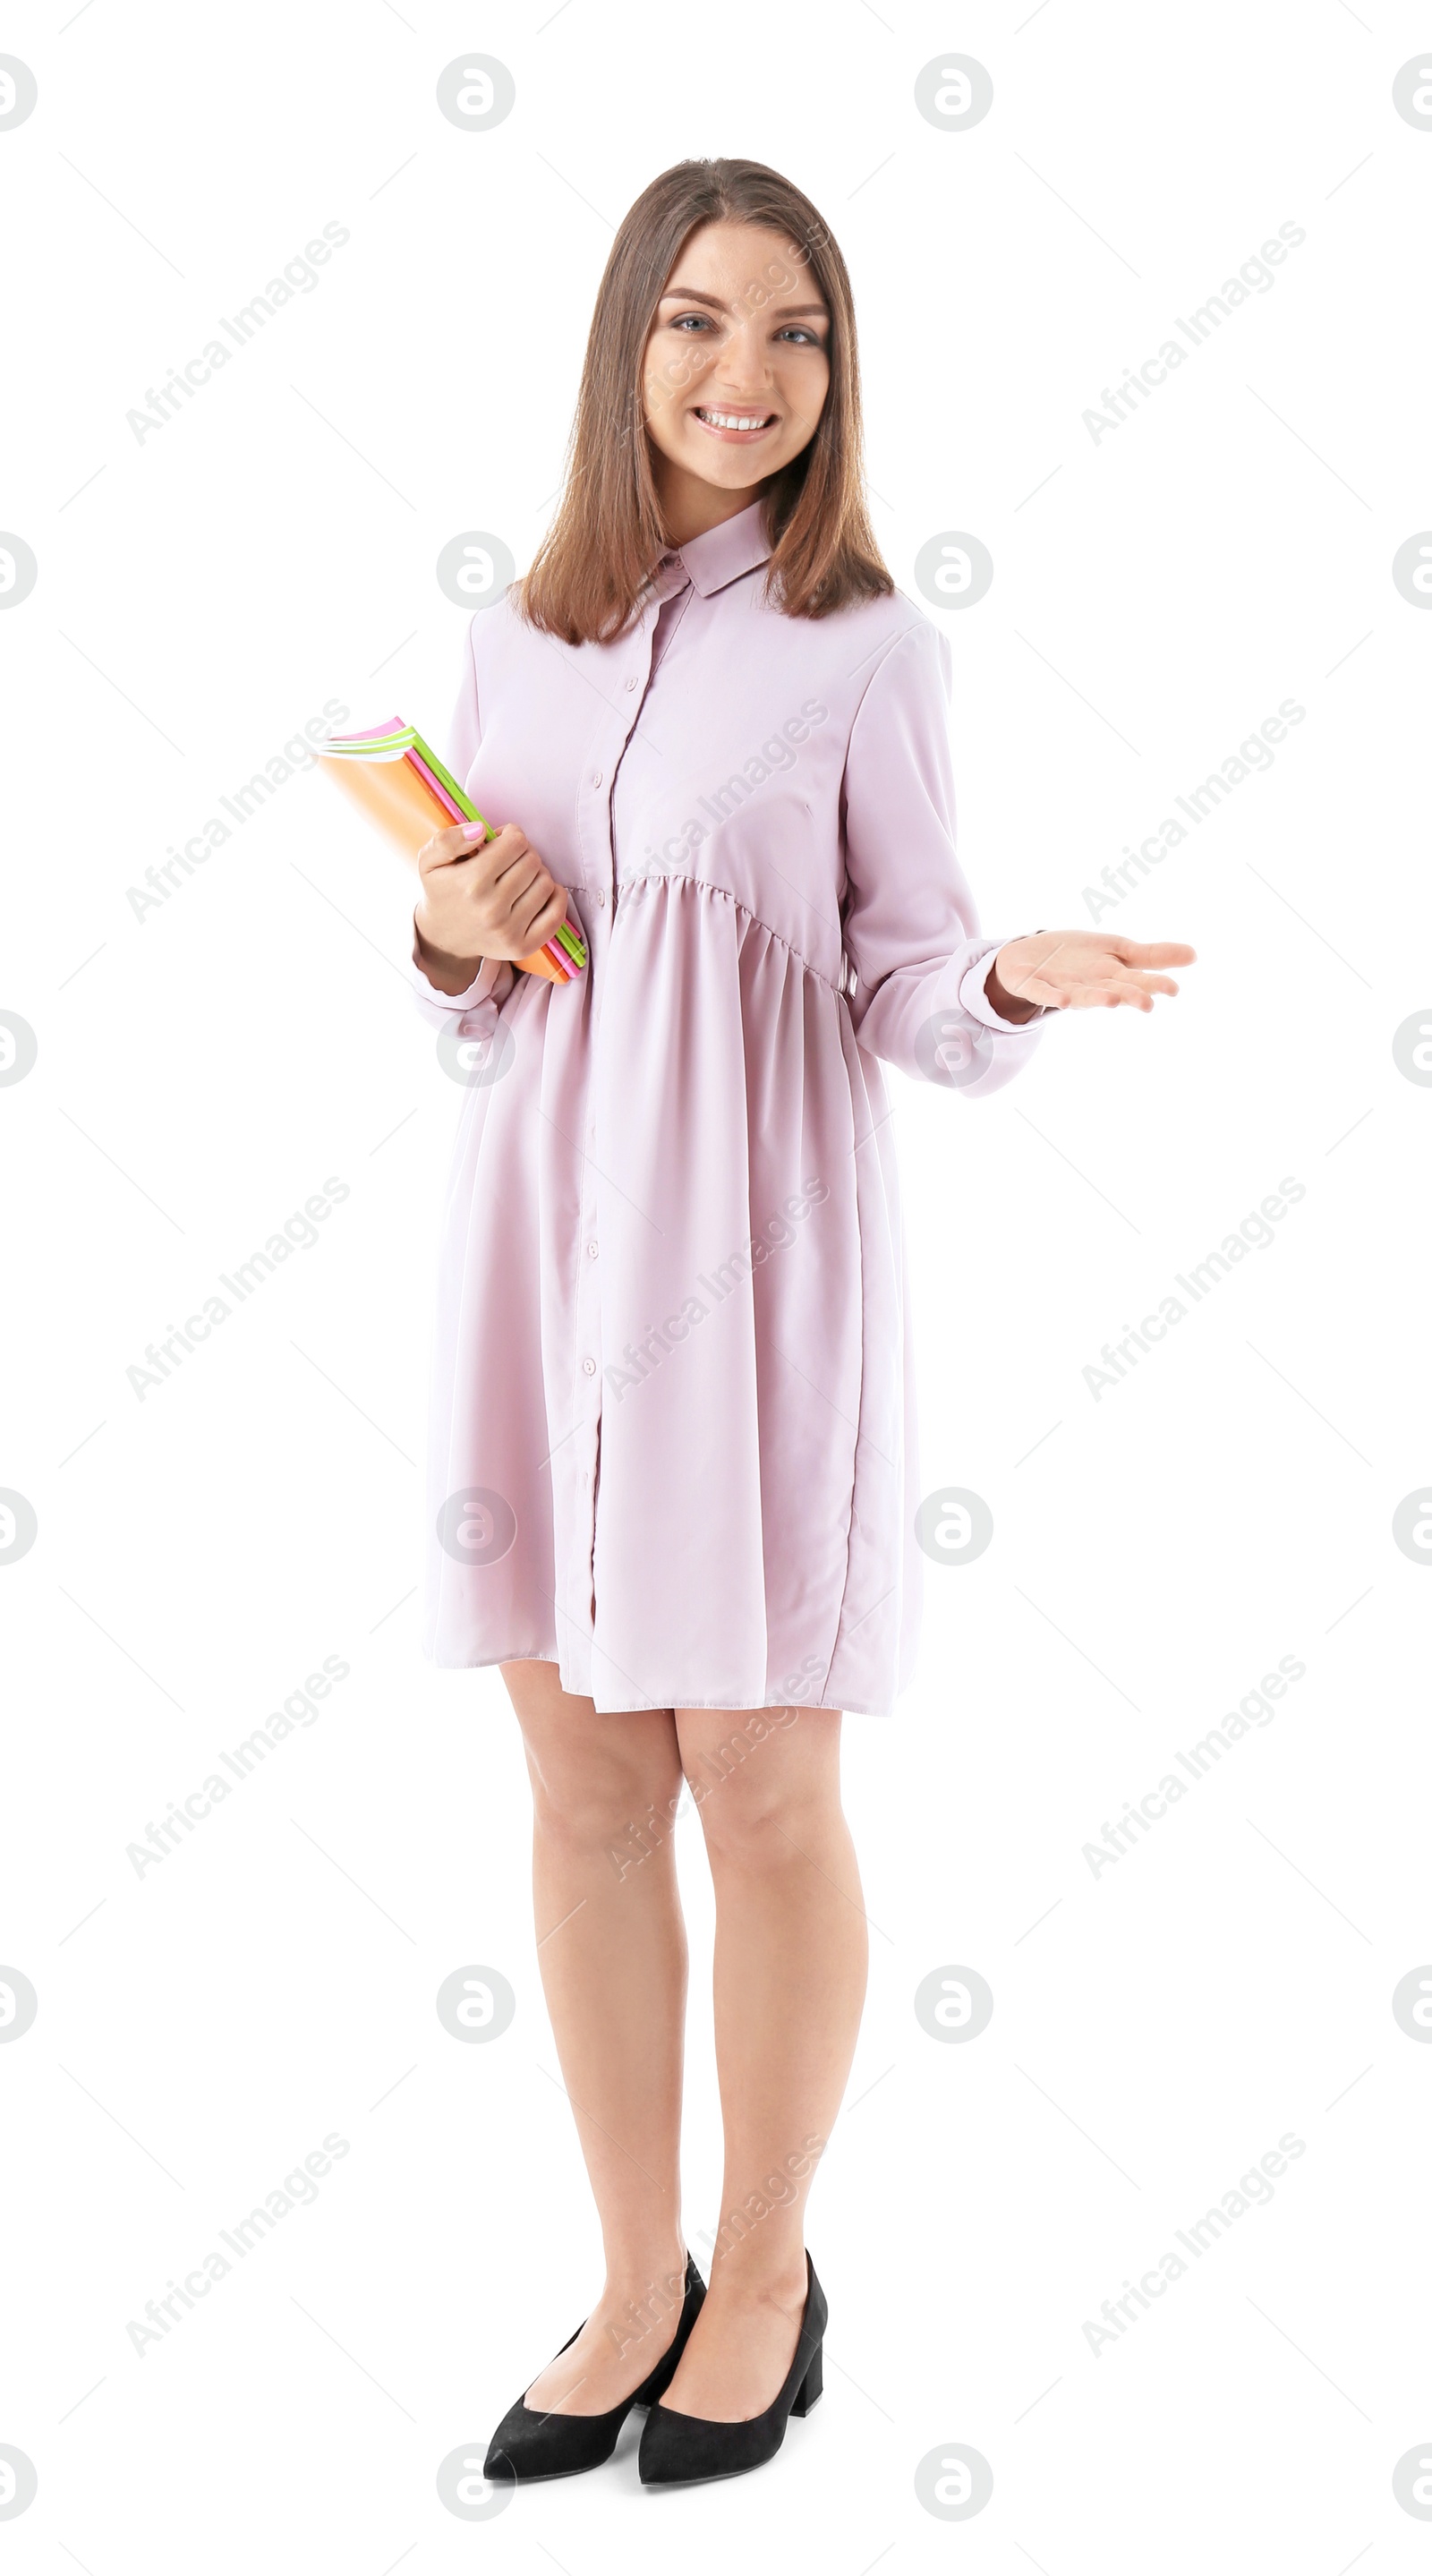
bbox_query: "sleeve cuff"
[408,934,513,1013]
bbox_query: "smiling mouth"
[692,405,778,437]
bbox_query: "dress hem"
[420,1642,893,1717]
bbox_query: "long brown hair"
[516,158,892,644]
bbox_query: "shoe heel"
[790,2341,823,2416]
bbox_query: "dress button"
[592,772,603,788]
[595,889,607,908]
[582,1356,597,1376]
[586,1241,599,1258]
[625,676,638,690]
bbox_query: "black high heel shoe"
[637,2251,826,2486]
[483,2254,706,2483]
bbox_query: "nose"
[703,315,775,400]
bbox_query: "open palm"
[994,930,1197,1013]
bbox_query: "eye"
[777,325,825,346]
[669,311,714,332]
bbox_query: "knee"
[688,1747,838,1870]
[526,1745,683,1861]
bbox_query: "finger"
[1038,968,1182,1003]
[487,828,540,889]
[1106,939,1198,966]
[524,888,571,946]
[515,880,569,943]
[1102,970,1181,998]
[493,854,549,916]
[1028,978,1155,1011]
[1086,981,1158,1010]
[419,818,488,872]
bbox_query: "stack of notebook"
[316,716,586,984]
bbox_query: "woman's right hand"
[413,819,570,985]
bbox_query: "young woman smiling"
[408,158,1193,2487]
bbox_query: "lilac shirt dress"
[409,497,1047,1715]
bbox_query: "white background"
[4,1,1431,2566]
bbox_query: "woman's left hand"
[989,931,1197,1020]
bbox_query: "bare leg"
[660,1703,867,2419]
[500,1659,690,2414]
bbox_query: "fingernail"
[462,819,485,840]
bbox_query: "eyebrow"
[659,286,829,317]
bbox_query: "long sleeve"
[408,614,516,1029]
[839,618,1048,1099]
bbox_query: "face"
[642,220,831,525]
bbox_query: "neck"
[652,460,768,550]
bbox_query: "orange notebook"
[316,718,586,986]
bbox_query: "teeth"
[697,407,772,431]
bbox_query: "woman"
[408,157,1191,2486]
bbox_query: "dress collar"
[654,497,773,600]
